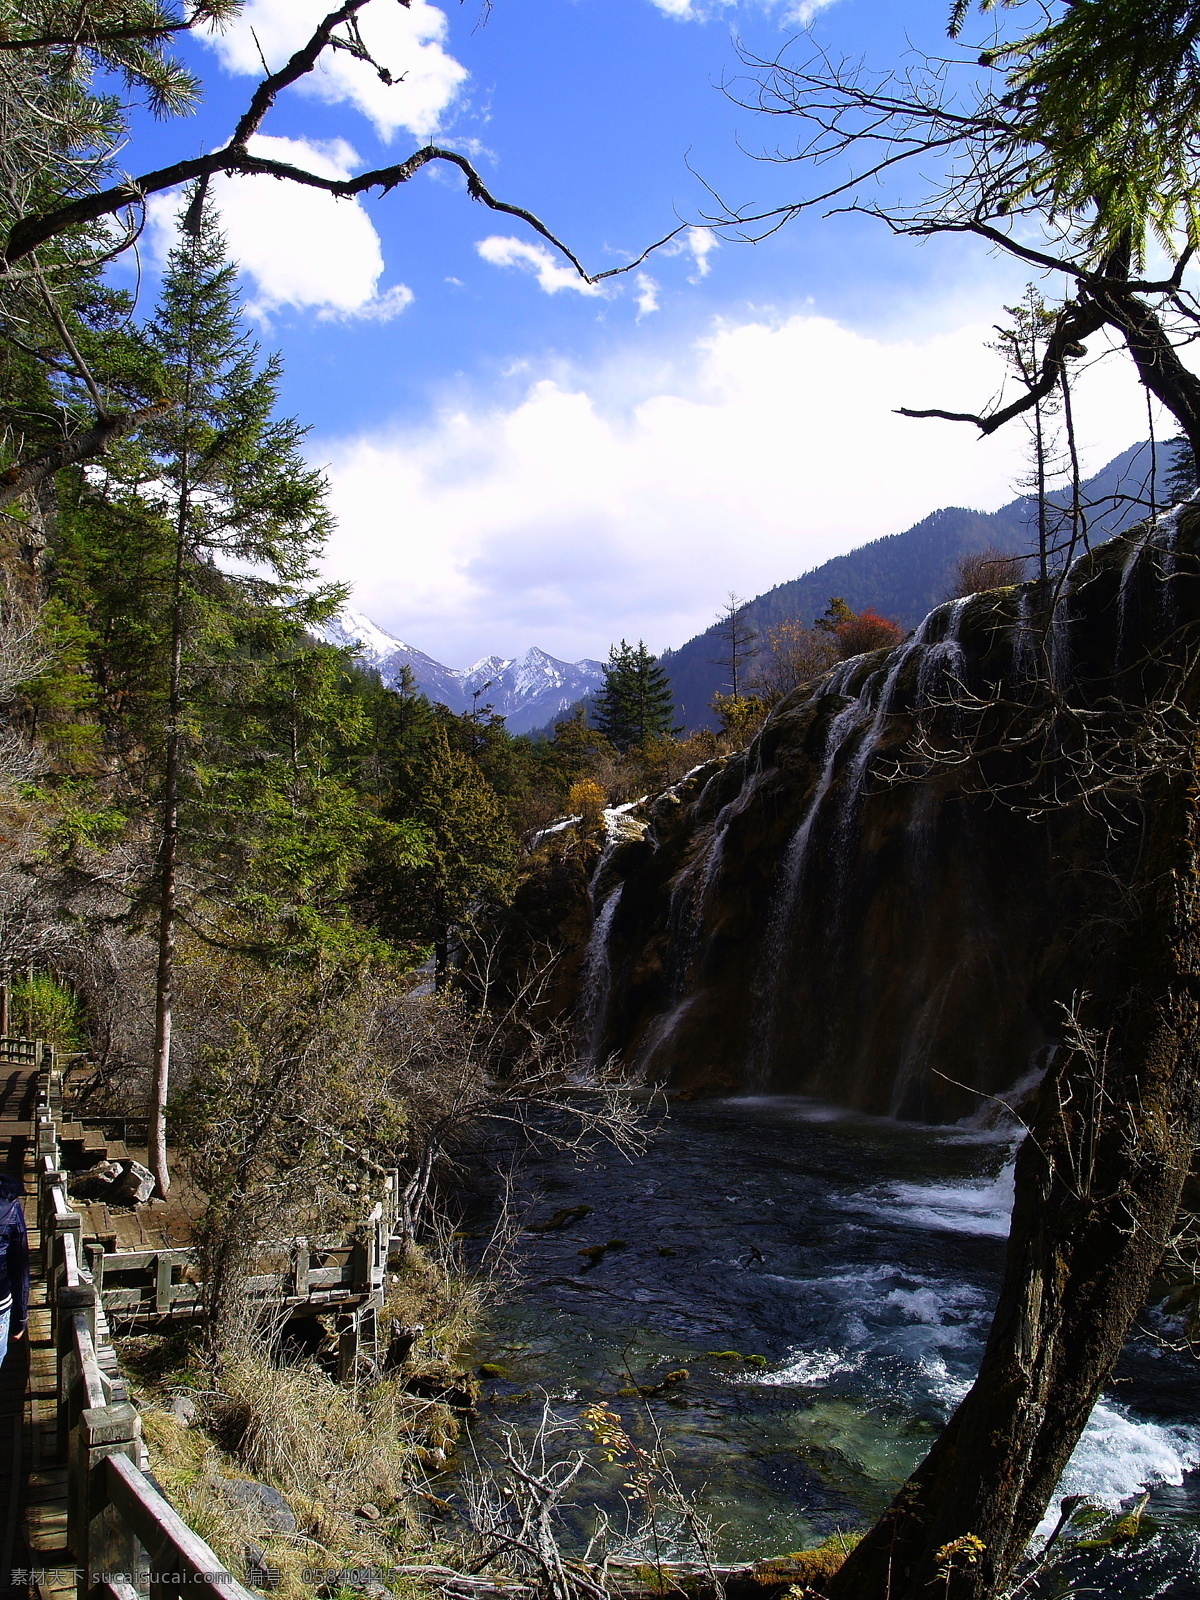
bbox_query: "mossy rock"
[751,1533,861,1590]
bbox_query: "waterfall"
[578,884,623,1068]
[571,505,1200,1117]
[749,698,864,1082]
[916,596,969,701]
[660,800,735,1004]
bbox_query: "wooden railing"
[1,1034,43,1066]
[81,1204,396,1322]
[43,1151,257,1600]
[22,1037,402,1597]
[29,1042,400,1327]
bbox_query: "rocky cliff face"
[572,506,1200,1120]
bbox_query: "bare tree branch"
[899,297,1106,435]
[0,400,171,508]
[2,0,684,285]
[229,0,374,148]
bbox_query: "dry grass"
[139,1405,331,1600]
[130,1327,464,1600]
[382,1239,487,1367]
[211,1348,446,1518]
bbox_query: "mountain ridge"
[662,439,1167,727]
[317,608,606,734]
[323,440,1170,738]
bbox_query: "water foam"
[1044,1401,1200,1534]
[750,1349,861,1387]
[853,1155,1017,1237]
[920,1365,1200,1536]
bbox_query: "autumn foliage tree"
[816,597,905,657]
[757,599,905,704]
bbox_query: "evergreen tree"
[358,723,518,987]
[130,187,339,1194]
[1165,434,1197,505]
[549,706,613,785]
[595,640,677,752]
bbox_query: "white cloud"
[661,226,719,281]
[146,135,413,323]
[327,283,414,323]
[476,235,602,296]
[204,0,466,140]
[316,305,1152,666]
[635,274,660,317]
[786,0,839,21]
[646,0,837,22]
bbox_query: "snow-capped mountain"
[317,609,604,734]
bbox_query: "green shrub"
[8,973,86,1051]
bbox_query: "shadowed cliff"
[565,504,1200,1120]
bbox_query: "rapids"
[463,1098,1200,1595]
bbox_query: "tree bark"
[1096,283,1200,465]
[149,518,186,1199]
[0,403,170,509]
[826,742,1200,1599]
[149,244,198,1199]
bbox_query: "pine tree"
[133,186,337,1194]
[1165,434,1197,505]
[595,640,677,752]
[357,721,518,987]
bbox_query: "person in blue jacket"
[0,1170,29,1363]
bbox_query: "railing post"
[58,1281,99,1461]
[337,1310,360,1384]
[292,1237,309,1299]
[42,1169,78,1280]
[87,1241,106,1297]
[71,1400,143,1598]
[37,1107,59,1167]
[154,1253,172,1317]
[43,1039,61,1116]
[351,1230,370,1295]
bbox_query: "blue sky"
[118,0,1157,666]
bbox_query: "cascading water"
[749,698,867,1083]
[578,882,623,1067]
[575,507,1200,1119]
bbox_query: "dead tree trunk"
[827,743,1200,1598]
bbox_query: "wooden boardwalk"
[1,1064,68,1600]
[0,1032,401,1600]
[0,1061,130,1600]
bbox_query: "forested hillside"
[664,441,1163,726]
